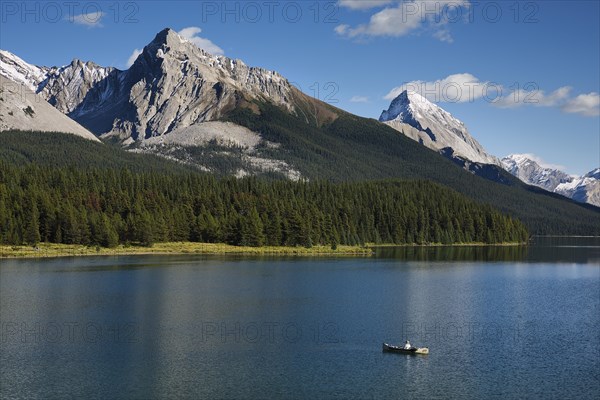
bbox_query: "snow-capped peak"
[501,154,600,207]
[0,50,47,92]
[380,90,464,129]
[501,154,573,190]
[380,90,500,166]
[584,168,600,179]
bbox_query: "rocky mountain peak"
[585,168,600,179]
[139,28,191,61]
[0,50,46,92]
[501,154,572,191]
[1,28,298,142]
[151,28,181,45]
[501,154,600,207]
[380,89,500,166]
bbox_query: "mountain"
[379,90,500,166]
[1,29,297,142]
[1,29,599,235]
[555,169,600,206]
[502,155,600,207]
[0,50,48,92]
[0,29,312,178]
[501,154,573,191]
[0,50,117,116]
[0,76,99,141]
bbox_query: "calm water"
[1,237,599,399]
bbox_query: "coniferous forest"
[2,131,599,241]
[0,159,529,248]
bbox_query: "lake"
[1,237,599,399]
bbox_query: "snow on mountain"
[40,60,120,115]
[502,154,599,207]
[0,49,122,116]
[0,28,313,178]
[380,90,500,166]
[501,154,573,192]
[0,50,47,92]
[584,168,600,180]
[0,76,100,142]
[0,28,297,143]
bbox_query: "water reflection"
[374,236,600,264]
[1,238,599,399]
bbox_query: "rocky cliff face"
[41,59,122,116]
[380,90,501,166]
[502,155,600,207]
[501,154,573,192]
[101,28,296,142]
[554,169,600,207]
[0,28,297,144]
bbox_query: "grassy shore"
[0,241,528,259]
[368,242,527,247]
[0,242,373,259]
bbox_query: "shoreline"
[0,242,372,259]
[369,242,527,248]
[0,241,527,260]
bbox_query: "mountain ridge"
[0,28,297,143]
[379,90,501,166]
[502,154,600,207]
[1,28,599,236]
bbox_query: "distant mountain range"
[0,28,598,235]
[377,90,598,207]
[502,155,600,207]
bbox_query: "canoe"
[382,342,429,355]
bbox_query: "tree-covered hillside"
[1,130,598,241]
[224,103,600,235]
[0,133,528,247]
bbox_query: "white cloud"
[516,153,567,171]
[561,92,600,117]
[335,0,469,42]
[433,28,453,43]
[126,49,142,68]
[336,4,421,38]
[350,95,369,103]
[494,87,600,116]
[178,27,224,56]
[338,0,394,10]
[335,24,351,35]
[385,73,490,103]
[70,11,105,27]
[494,86,572,109]
[384,73,599,118]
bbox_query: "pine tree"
[24,199,41,245]
[240,207,265,247]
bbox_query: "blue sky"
[1,0,598,174]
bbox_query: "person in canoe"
[403,340,412,350]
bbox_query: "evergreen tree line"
[0,162,529,247]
